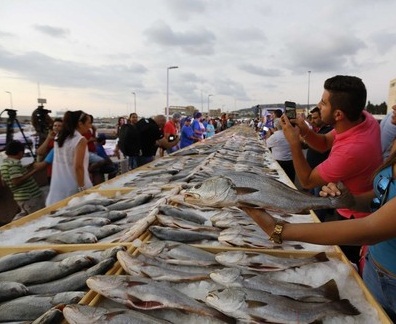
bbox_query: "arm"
[74,138,88,188]
[11,162,46,187]
[280,115,327,189]
[242,197,396,246]
[36,131,55,157]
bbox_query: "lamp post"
[307,70,311,113]
[5,91,13,109]
[166,66,179,120]
[207,94,213,115]
[131,92,136,113]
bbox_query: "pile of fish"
[0,246,121,322]
[62,240,363,324]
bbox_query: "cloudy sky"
[1,0,395,118]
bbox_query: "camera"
[284,101,296,119]
[168,135,176,142]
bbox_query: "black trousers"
[277,160,295,183]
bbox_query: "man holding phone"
[279,75,382,266]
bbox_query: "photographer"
[135,115,179,167]
[31,106,53,146]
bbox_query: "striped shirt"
[0,157,42,202]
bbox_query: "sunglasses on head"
[370,176,391,212]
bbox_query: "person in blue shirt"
[95,133,118,180]
[180,117,200,149]
[206,119,216,138]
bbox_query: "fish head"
[138,241,166,257]
[210,268,242,287]
[183,176,238,207]
[206,288,246,313]
[215,251,246,265]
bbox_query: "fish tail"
[331,299,360,316]
[320,279,340,301]
[314,252,329,263]
[26,236,44,243]
[330,183,355,209]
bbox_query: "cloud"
[144,21,216,55]
[166,0,207,19]
[0,46,147,91]
[239,63,283,77]
[33,25,70,38]
[370,31,396,54]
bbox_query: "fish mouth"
[184,192,201,200]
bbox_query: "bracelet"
[269,220,287,244]
[78,186,86,192]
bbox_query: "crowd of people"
[0,74,395,320]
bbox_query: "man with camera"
[31,105,53,146]
[135,114,180,167]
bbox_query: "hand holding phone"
[284,101,297,119]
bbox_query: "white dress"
[46,132,92,206]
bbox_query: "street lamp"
[166,66,179,120]
[307,71,311,113]
[5,91,13,109]
[131,92,136,113]
[207,94,213,114]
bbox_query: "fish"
[0,281,29,302]
[27,257,115,294]
[31,305,65,324]
[26,230,98,244]
[149,225,219,243]
[106,194,153,211]
[27,225,122,244]
[63,304,170,324]
[205,287,360,323]
[86,275,230,321]
[50,245,126,262]
[50,204,108,217]
[158,205,208,224]
[210,268,341,302]
[138,240,218,266]
[183,171,355,214]
[117,251,210,282]
[0,291,85,322]
[0,249,58,272]
[215,251,329,272]
[156,214,220,232]
[0,255,94,284]
[36,217,111,231]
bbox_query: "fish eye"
[194,184,202,189]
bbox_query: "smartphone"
[284,101,297,119]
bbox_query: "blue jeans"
[363,252,396,321]
[128,156,138,170]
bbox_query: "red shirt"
[163,120,178,136]
[317,111,382,218]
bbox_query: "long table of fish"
[0,124,391,323]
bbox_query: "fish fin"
[26,236,44,243]
[319,279,340,301]
[314,252,329,263]
[292,244,304,250]
[331,299,360,316]
[36,226,49,231]
[235,187,259,195]
[246,300,268,308]
[249,315,272,323]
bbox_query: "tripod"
[1,109,34,157]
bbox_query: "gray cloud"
[166,0,207,19]
[239,63,283,77]
[0,46,146,91]
[370,31,396,54]
[33,25,70,38]
[144,21,216,55]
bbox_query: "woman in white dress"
[46,110,93,206]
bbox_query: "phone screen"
[284,101,296,119]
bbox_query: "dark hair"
[53,117,63,123]
[324,75,366,122]
[57,110,88,147]
[310,107,320,115]
[274,109,283,118]
[5,140,25,155]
